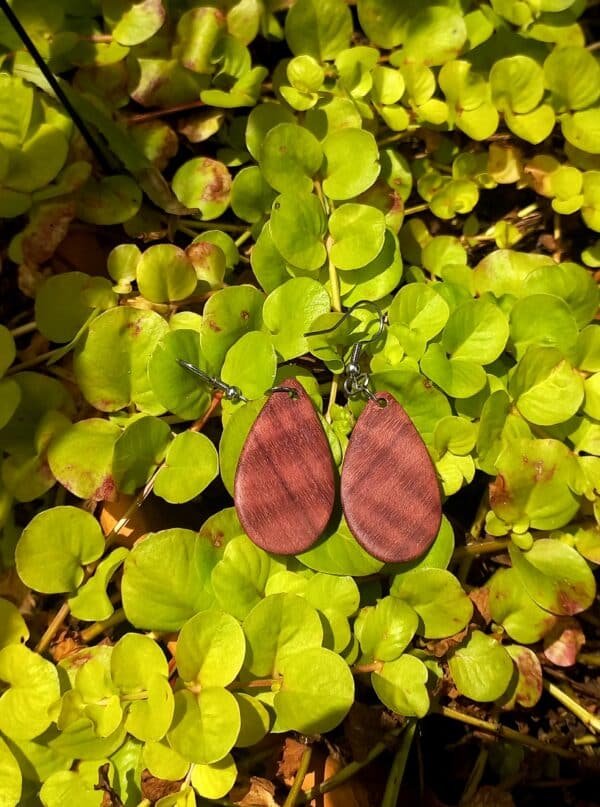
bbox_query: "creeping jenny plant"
[0,0,599,804]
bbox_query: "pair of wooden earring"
[179,302,442,564]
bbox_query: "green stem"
[80,608,127,643]
[460,745,488,805]
[577,653,600,667]
[452,539,510,560]
[543,681,600,734]
[404,203,429,215]
[457,490,489,583]
[9,321,37,338]
[181,219,246,233]
[381,720,416,807]
[298,727,404,804]
[235,229,252,248]
[283,744,313,807]
[35,602,71,654]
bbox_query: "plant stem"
[297,727,404,804]
[235,229,252,248]
[457,490,489,583]
[35,602,71,654]
[9,321,37,337]
[439,706,579,759]
[0,0,112,171]
[80,608,127,643]
[460,744,489,805]
[352,661,383,674]
[543,681,600,734]
[126,99,206,124]
[574,734,598,746]
[381,720,416,807]
[452,539,510,560]
[283,744,313,807]
[180,219,247,233]
[577,652,600,667]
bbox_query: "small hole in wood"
[375,396,388,408]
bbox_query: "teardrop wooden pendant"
[341,392,442,563]
[234,378,336,555]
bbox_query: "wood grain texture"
[234,377,336,554]
[341,392,442,563]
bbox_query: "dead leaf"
[302,753,371,807]
[278,737,307,785]
[140,769,183,801]
[469,587,492,624]
[344,702,400,762]
[21,201,76,267]
[99,493,151,547]
[543,618,585,667]
[231,776,279,806]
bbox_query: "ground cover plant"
[0,0,599,804]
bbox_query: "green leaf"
[322,129,380,201]
[245,103,295,161]
[0,599,28,651]
[77,175,142,225]
[510,294,579,359]
[391,568,474,639]
[270,192,327,271]
[103,0,165,46]
[305,573,360,617]
[448,631,513,702]
[355,597,418,662]
[490,55,545,113]
[211,535,273,620]
[143,740,189,781]
[148,329,210,420]
[154,431,218,504]
[0,644,60,740]
[200,285,264,372]
[329,204,386,270]
[402,7,467,66]
[490,438,581,531]
[420,343,487,399]
[0,325,15,378]
[263,278,330,360]
[243,593,323,677]
[259,123,322,194]
[16,506,104,594]
[221,331,277,401]
[388,284,449,342]
[501,645,542,710]
[442,296,509,364]
[231,166,276,223]
[176,611,245,687]
[219,399,263,496]
[4,124,69,193]
[510,540,596,616]
[509,346,584,425]
[0,378,20,431]
[386,515,455,579]
[40,767,104,807]
[172,158,232,219]
[234,693,270,747]
[523,261,599,327]
[35,273,114,345]
[544,46,600,111]
[273,647,354,733]
[297,514,385,576]
[112,416,171,494]
[0,74,33,142]
[74,307,168,413]
[136,245,197,304]
[371,654,429,717]
[488,567,557,643]
[285,0,352,61]
[191,754,237,800]
[251,222,291,293]
[0,736,21,807]
[122,529,221,630]
[68,547,129,622]
[339,229,404,307]
[168,688,240,764]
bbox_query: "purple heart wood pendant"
[341,391,442,563]
[234,378,336,555]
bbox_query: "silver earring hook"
[177,359,248,403]
[305,300,387,404]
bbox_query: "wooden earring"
[234,378,336,555]
[177,361,335,556]
[306,302,442,564]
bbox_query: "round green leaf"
[402,7,467,66]
[562,108,600,155]
[329,204,386,270]
[48,418,120,500]
[68,547,129,622]
[112,415,171,494]
[488,568,557,643]
[231,166,276,223]
[0,326,15,378]
[391,568,474,639]
[251,221,292,293]
[221,331,277,401]
[242,593,323,677]
[143,740,189,781]
[0,598,28,650]
[16,506,104,594]
[4,124,68,193]
[501,645,542,710]
[355,597,418,662]
[339,229,403,306]
[270,191,327,271]
[371,654,429,717]
[154,431,218,504]
[305,574,360,617]
[442,296,509,364]
[420,343,487,399]
[136,245,197,303]
[211,535,272,620]
[177,611,245,687]
[509,540,596,616]
[35,273,107,344]
[544,46,600,111]
[509,346,584,425]
[74,307,168,413]
[386,515,455,579]
[148,329,210,420]
[191,754,237,800]
[490,55,544,114]
[234,693,270,748]
[168,688,240,764]
[524,261,599,328]
[40,768,102,807]
[0,736,21,807]
[77,175,142,225]
[285,0,352,61]
[448,631,514,702]
[510,294,579,359]
[263,277,330,360]
[322,129,380,201]
[219,398,263,496]
[121,529,221,630]
[245,103,295,161]
[200,285,264,372]
[172,158,232,219]
[388,283,450,341]
[297,515,385,576]
[260,123,322,194]
[273,647,354,734]
[0,644,60,740]
[103,0,165,46]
